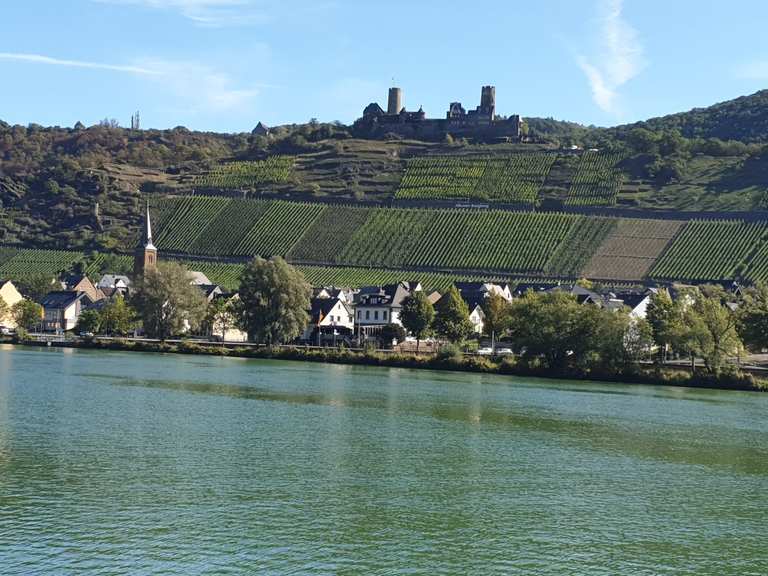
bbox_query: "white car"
[495,347,514,355]
[477,347,494,355]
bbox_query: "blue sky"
[1,0,768,132]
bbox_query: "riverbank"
[8,336,767,393]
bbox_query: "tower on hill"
[134,201,157,280]
[387,87,402,115]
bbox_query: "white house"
[303,297,354,342]
[354,282,421,328]
[40,291,93,332]
[0,280,23,329]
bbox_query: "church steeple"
[134,200,158,279]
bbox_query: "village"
[1,204,759,384]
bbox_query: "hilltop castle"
[354,85,523,141]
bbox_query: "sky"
[1,0,768,133]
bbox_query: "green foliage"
[507,290,638,373]
[545,217,617,276]
[737,282,768,351]
[11,300,43,330]
[288,206,370,262]
[0,249,83,281]
[193,157,294,189]
[433,286,473,343]
[76,309,101,334]
[397,154,555,204]
[566,151,625,206]
[237,257,311,344]
[340,208,579,272]
[379,323,406,347]
[481,291,511,343]
[650,220,768,281]
[399,291,435,349]
[99,296,136,335]
[132,262,208,339]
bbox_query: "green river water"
[0,345,766,575]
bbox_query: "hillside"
[612,89,768,143]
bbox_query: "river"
[0,345,766,575]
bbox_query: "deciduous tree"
[132,262,208,339]
[237,257,311,345]
[399,291,435,352]
[433,286,473,344]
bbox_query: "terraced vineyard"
[288,206,371,262]
[649,220,768,281]
[193,156,294,189]
[544,217,618,277]
[339,208,580,273]
[583,219,684,281]
[189,199,272,255]
[566,152,625,206]
[396,154,555,204]
[0,249,84,279]
[155,196,230,252]
[233,201,324,256]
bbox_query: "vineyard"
[649,220,768,281]
[544,217,618,277]
[0,249,85,279]
[192,156,294,189]
[582,219,684,281]
[396,154,555,204]
[566,152,625,206]
[287,206,371,263]
[339,208,581,273]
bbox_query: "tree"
[0,297,8,325]
[99,295,136,335]
[12,300,43,331]
[203,297,238,341]
[14,274,55,301]
[237,257,311,345]
[646,289,682,363]
[481,291,510,352]
[686,288,742,374]
[379,324,406,348]
[433,286,473,344]
[76,309,102,334]
[132,262,208,339]
[399,291,435,352]
[737,282,768,351]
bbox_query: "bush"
[436,343,463,363]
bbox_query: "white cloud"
[577,0,645,116]
[135,58,263,113]
[0,51,269,115]
[92,0,270,26]
[0,52,159,75]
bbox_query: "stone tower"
[387,87,402,115]
[480,85,496,119]
[134,201,158,280]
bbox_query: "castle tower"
[480,85,496,119]
[134,201,158,280]
[387,87,402,115]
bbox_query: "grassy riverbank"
[11,336,767,393]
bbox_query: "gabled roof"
[198,284,223,298]
[97,274,131,288]
[41,291,92,309]
[188,271,212,285]
[310,297,349,322]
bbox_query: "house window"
[383,311,388,321]
[365,310,370,320]
[374,310,379,320]
[357,310,361,319]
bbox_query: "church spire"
[134,199,158,279]
[144,200,155,250]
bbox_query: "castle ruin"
[354,85,523,141]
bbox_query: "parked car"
[79,331,95,338]
[477,347,494,355]
[495,347,514,355]
[0,326,13,336]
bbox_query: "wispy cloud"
[577,0,645,116]
[92,0,270,27]
[0,52,160,75]
[0,51,270,114]
[136,58,263,113]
